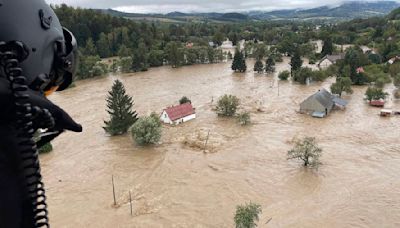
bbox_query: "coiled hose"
[0,41,51,228]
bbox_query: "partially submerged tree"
[321,36,334,56]
[165,41,183,68]
[265,56,275,73]
[253,60,264,74]
[365,87,388,102]
[288,137,322,167]
[179,96,192,104]
[234,202,262,228]
[330,77,353,97]
[131,113,162,145]
[104,80,138,136]
[293,67,312,84]
[131,41,148,72]
[216,94,240,117]
[232,48,247,73]
[237,112,251,126]
[290,49,303,76]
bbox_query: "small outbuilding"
[300,88,348,117]
[380,109,392,117]
[369,100,385,107]
[160,103,196,125]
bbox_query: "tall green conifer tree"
[104,80,138,136]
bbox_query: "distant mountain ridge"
[100,1,400,21]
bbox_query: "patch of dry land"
[44,58,400,227]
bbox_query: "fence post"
[112,175,116,206]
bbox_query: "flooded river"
[43,58,400,227]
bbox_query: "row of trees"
[77,43,228,80]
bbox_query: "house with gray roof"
[318,54,345,69]
[300,88,348,118]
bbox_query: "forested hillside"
[53,4,400,81]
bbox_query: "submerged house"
[160,103,196,125]
[300,88,348,118]
[318,54,344,69]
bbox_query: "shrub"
[278,71,290,80]
[237,112,251,126]
[39,143,53,154]
[179,96,192,104]
[310,70,328,82]
[216,95,240,117]
[131,114,162,145]
[234,202,262,228]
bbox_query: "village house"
[318,54,345,69]
[360,45,374,54]
[388,56,400,64]
[300,88,348,118]
[160,103,196,125]
[221,39,233,49]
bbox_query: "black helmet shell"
[0,0,72,90]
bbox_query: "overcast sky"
[45,0,397,13]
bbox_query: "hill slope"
[100,1,400,22]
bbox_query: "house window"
[164,114,167,118]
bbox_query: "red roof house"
[160,103,196,125]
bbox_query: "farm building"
[318,54,345,69]
[300,88,348,117]
[369,100,385,107]
[160,103,196,125]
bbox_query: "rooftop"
[312,88,334,108]
[164,103,195,121]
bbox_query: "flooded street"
[43,58,400,228]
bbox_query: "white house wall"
[319,59,332,69]
[160,111,173,124]
[173,114,196,125]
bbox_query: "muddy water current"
[43,58,400,227]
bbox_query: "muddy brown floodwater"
[43,58,400,228]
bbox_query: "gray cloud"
[45,0,396,13]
